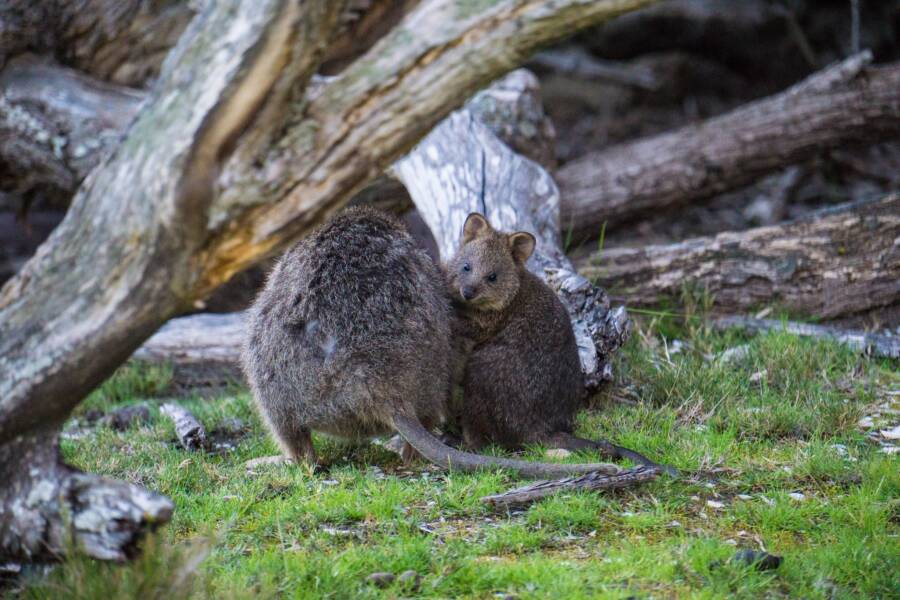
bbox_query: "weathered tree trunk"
[396,69,630,388]
[557,52,900,237]
[0,0,655,562]
[578,195,900,319]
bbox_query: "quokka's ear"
[508,231,536,263]
[462,213,491,244]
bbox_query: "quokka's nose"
[462,286,477,300]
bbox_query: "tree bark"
[395,69,630,388]
[557,52,900,237]
[578,195,900,319]
[0,0,655,561]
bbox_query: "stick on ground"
[160,403,208,451]
[482,465,661,508]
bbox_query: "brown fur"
[446,214,674,474]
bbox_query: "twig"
[481,465,661,507]
[160,403,208,450]
[850,0,861,55]
[712,317,900,359]
[529,48,660,91]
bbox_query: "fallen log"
[578,194,900,319]
[712,317,900,359]
[132,312,244,389]
[557,52,900,237]
[482,465,661,507]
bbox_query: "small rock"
[879,445,899,455]
[245,455,290,470]
[322,479,339,486]
[366,572,395,588]
[218,417,246,434]
[736,494,753,501]
[879,425,900,440]
[397,570,421,592]
[788,492,805,501]
[730,549,783,571]
[831,444,849,456]
[858,416,875,428]
[706,500,725,509]
[545,448,571,459]
[718,345,750,364]
[749,370,768,384]
[667,520,682,528]
[102,403,151,430]
[83,409,105,424]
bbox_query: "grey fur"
[243,207,450,462]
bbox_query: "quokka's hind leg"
[270,421,318,466]
[547,431,678,476]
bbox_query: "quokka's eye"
[487,272,497,282]
[462,263,471,272]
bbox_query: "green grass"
[12,317,899,599]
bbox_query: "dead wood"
[132,312,245,389]
[557,52,900,237]
[0,429,173,562]
[578,194,900,319]
[159,403,208,451]
[0,0,655,561]
[0,57,143,205]
[529,47,660,90]
[482,465,661,507]
[712,317,900,359]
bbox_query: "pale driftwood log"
[0,0,655,561]
[396,70,630,388]
[159,403,208,451]
[133,313,245,389]
[482,465,661,507]
[557,53,900,236]
[578,195,900,319]
[713,317,900,359]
